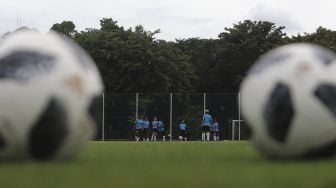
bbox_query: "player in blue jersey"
[151,116,159,141]
[211,118,220,141]
[142,117,150,141]
[178,120,187,141]
[158,119,167,141]
[201,109,212,141]
[134,116,143,141]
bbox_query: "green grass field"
[0,141,336,188]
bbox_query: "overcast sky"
[1,0,335,41]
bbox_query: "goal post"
[232,120,244,141]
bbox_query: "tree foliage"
[289,27,336,51]
[46,18,336,93]
[213,20,287,91]
[175,38,217,92]
[74,18,193,93]
[50,21,77,38]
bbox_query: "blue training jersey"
[143,120,150,129]
[211,122,219,132]
[152,120,159,129]
[179,123,186,131]
[158,121,164,132]
[210,123,215,132]
[135,119,143,129]
[202,114,212,126]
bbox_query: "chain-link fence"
[90,93,250,141]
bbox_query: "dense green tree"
[212,20,286,91]
[175,38,217,92]
[50,21,77,38]
[289,27,336,51]
[100,18,123,32]
[49,18,336,93]
[75,18,194,93]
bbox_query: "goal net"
[231,120,250,140]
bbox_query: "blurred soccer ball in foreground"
[0,31,103,160]
[241,43,336,159]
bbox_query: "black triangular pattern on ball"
[0,51,56,81]
[263,82,294,143]
[28,98,68,160]
[314,83,336,116]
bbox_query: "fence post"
[102,92,105,141]
[170,93,173,141]
[136,93,139,120]
[232,120,234,141]
[203,93,206,114]
[238,92,241,135]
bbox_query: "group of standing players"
[201,109,220,141]
[135,116,169,141]
[134,109,220,141]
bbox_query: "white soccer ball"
[241,43,336,159]
[0,31,103,160]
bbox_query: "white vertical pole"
[232,120,234,141]
[102,92,105,141]
[170,93,172,141]
[239,123,241,141]
[238,92,241,140]
[203,93,206,114]
[136,93,139,120]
